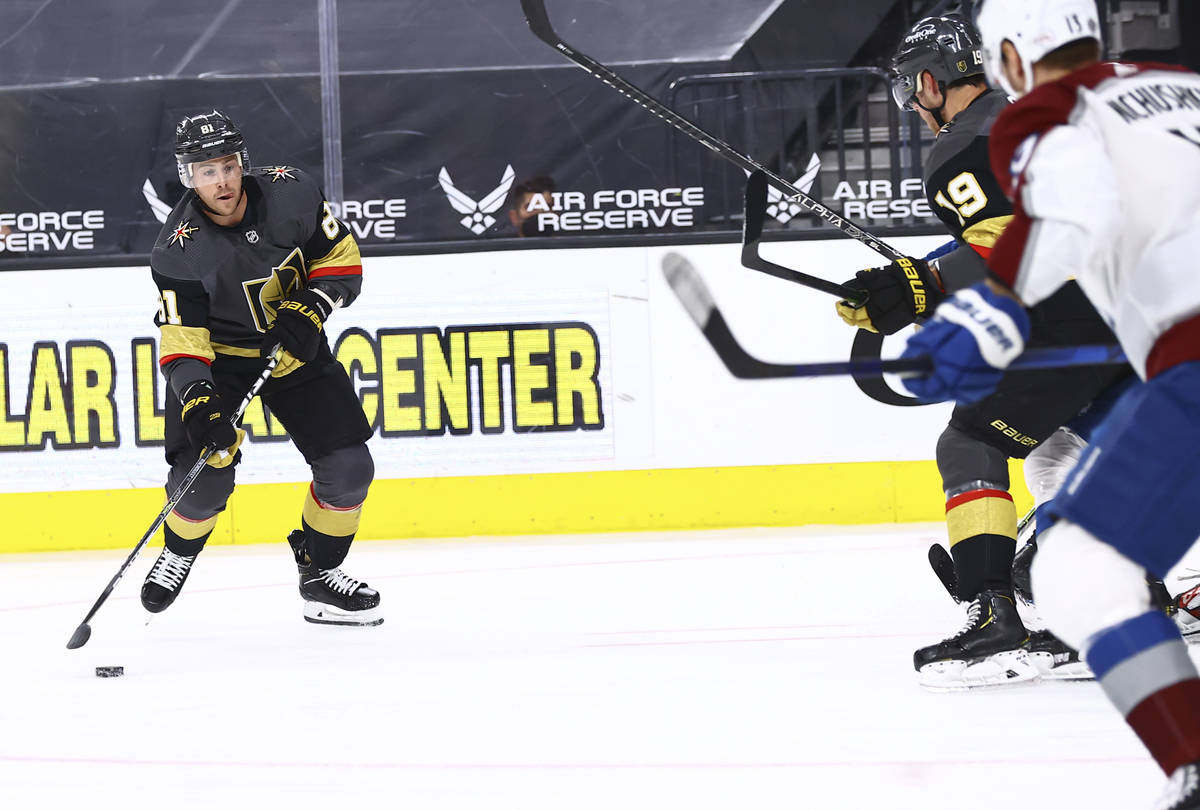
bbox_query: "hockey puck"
[95,666,124,678]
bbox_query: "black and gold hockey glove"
[263,288,334,362]
[180,381,239,457]
[834,257,945,335]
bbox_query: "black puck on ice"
[95,666,124,678]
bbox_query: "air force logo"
[438,165,516,235]
[755,154,821,225]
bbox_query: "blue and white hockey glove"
[899,282,1030,404]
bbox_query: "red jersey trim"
[1147,313,1200,379]
[308,265,362,280]
[990,61,1194,195]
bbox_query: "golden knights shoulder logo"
[263,166,298,183]
[168,220,199,248]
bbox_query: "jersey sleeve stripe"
[308,234,362,277]
[159,324,215,365]
[308,265,362,279]
[962,215,1013,251]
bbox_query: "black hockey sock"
[163,521,212,557]
[299,520,354,571]
[951,534,1017,601]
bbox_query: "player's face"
[913,71,946,134]
[192,155,245,216]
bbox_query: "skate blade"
[1174,614,1200,643]
[918,649,1041,692]
[1027,652,1094,681]
[302,601,384,627]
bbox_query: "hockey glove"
[899,283,1030,405]
[835,256,944,335]
[180,381,241,463]
[263,287,334,362]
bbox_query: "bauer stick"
[520,0,908,265]
[65,345,282,650]
[662,253,1126,380]
[740,171,864,301]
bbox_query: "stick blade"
[520,0,557,43]
[662,252,715,330]
[927,543,960,603]
[741,170,769,257]
[66,623,92,650]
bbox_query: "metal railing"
[666,66,940,235]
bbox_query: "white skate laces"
[306,567,362,596]
[946,599,984,641]
[147,549,195,591]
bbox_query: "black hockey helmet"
[889,14,985,112]
[174,110,251,188]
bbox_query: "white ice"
[0,525,1178,810]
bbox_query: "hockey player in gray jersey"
[144,110,381,627]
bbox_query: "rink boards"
[0,238,1033,552]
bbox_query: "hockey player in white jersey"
[897,1,1200,806]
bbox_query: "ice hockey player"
[903,1,1200,805]
[144,110,382,627]
[835,13,1130,688]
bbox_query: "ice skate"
[1154,761,1200,810]
[288,530,382,626]
[915,590,1038,690]
[1011,537,1037,608]
[140,547,198,613]
[1173,583,1200,641]
[1023,629,1092,681]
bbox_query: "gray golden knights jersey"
[150,166,362,396]
[922,89,1013,291]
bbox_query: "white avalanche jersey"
[987,61,1200,379]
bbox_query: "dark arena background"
[1,2,1198,809]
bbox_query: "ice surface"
[0,525,1173,809]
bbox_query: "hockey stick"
[928,507,1036,604]
[520,0,908,264]
[663,253,1127,380]
[737,172,924,402]
[741,171,864,301]
[927,543,959,603]
[65,345,282,650]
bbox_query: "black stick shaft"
[520,0,907,263]
[662,252,1126,381]
[741,171,863,300]
[66,346,281,649]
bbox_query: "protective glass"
[178,152,245,189]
